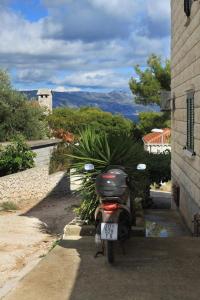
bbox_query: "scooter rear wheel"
[106,241,114,264]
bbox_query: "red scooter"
[84,163,146,264]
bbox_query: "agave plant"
[67,128,147,222]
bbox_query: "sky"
[0,0,170,92]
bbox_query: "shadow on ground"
[60,237,200,300]
[4,190,197,300]
[18,171,82,235]
[4,236,200,300]
[20,193,81,235]
[150,191,171,209]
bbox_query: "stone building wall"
[171,0,200,231]
[0,166,70,207]
[37,89,52,113]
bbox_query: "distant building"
[170,0,200,232]
[143,128,171,154]
[37,89,52,113]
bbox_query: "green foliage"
[132,151,171,207]
[70,128,146,174]
[138,112,171,135]
[0,135,36,177]
[0,69,11,90]
[49,142,71,174]
[48,106,133,136]
[0,201,19,211]
[129,54,171,105]
[147,151,171,185]
[0,69,49,141]
[74,191,99,223]
[65,128,171,219]
[67,128,147,222]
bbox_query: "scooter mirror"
[84,163,94,171]
[137,164,146,171]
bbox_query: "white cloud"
[53,86,81,92]
[0,0,170,90]
[146,0,170,22]
[53,70,129,89]
[130,33,169,58]
[89,0,139,19]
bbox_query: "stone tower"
[37,89,52,113]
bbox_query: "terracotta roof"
[143,128,171,145]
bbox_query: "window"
[186,91,194,152]
[184,0,193,17]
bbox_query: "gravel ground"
[0,194,80,299]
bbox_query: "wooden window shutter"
[186,91,194,152]
[184,0,193,17]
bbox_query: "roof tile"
[143,128,171,144]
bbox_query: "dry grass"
[0,201,19,211]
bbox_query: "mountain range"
[22,90,160,122]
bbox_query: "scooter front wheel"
[106,241,114,264]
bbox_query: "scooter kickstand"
[94,251,104,258]
[94,242,105,258]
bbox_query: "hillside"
[22,90,160,122]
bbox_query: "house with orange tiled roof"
[142,128,171,154]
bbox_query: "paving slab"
[63,224,145,238]
[4,236,200,300]
[145,209,190,237]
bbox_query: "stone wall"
[0,166,70,207]
[171,0,200,231]
[32,145,55,167]
[1,139,61,168]
[28,139,61,167]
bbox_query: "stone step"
[63,224,145,239]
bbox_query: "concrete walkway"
[3,191,199,300]
[146,191,190,237]
[3,236,200,300]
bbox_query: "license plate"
[101,223,118,240]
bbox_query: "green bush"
[0,135,36,177]
[147,151,171,184]
[138,112,171,135]
[67,129,171,220]
[47,106,134,137]
[0,69,49,142]
[67,128,148,222]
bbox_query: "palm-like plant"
[68,128,147,222]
